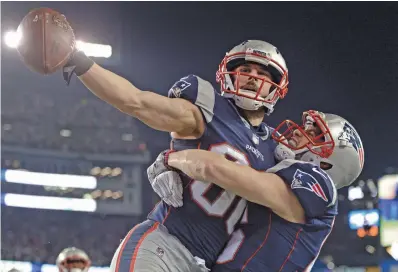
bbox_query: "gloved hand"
[147,150,184,207]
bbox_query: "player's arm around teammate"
[65,52,205,137]
[154,149,306,224]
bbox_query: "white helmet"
[273,110,365,189]
[216,40,289,114]
[56,247,91,272]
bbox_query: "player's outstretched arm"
[167,149,305,223]
[72,60,204,137]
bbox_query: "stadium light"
[111,167,122,176]
[4,31,21,48]
[3,193,97,212]
[76,40,112,58]
[3,31,112,58]
[348,186,364,201]
[3,169,97,189]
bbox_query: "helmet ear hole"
[320,161,333,170]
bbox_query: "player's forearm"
[167,150,268,205]
[167,150,215,181]
[78,64,202,135]
[78,63,142,112]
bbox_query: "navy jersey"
[213,160,338,272]
[148,75,277,268]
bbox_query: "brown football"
[16,7,75,75]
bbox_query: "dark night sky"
[2,1,398,180]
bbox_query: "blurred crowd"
[1,83,146,154]
[1,207,137,266]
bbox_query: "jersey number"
[189,143,249,235]
[216,207,248,264]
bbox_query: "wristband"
[71,50,95,76]
[63,50,94,85]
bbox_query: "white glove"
[147,151,184,207]
[151,171,183,207]
[274,143,296,161]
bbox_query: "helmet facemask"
[217,50,288,114]
[59,258,91,272]
[57,248,91,272]
[272,110,335,158]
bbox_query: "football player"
[61,24,289,271]
[56,247,91,272]
[148,110,364,271]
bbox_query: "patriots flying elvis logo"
[170,79,191,98]
[338,122,364,168]
[291,169,328,202]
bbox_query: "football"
[16,7,75,75]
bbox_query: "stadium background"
[1,2,398,271]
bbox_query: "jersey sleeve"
[267,159,337,218]
[168,74,216,123]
